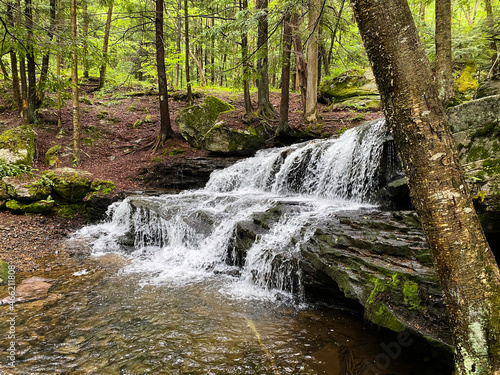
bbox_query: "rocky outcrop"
[1,168,116,218]
[447,95,500,216]
[227,202,451,349]
[0,125,35,165]
[175,96,267,154]
[319,70,379,105]
[139,156,243,190]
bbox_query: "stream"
[0,119,452,374]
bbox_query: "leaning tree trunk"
[351,0,500,373]
[305,0,320,123]
[435,0,454,105]
[99,1,114,90]
[256,0,274,118]
[25,0,37,124]
[70,0,81,165]
[278,13,293,136]
[153,0,174,153]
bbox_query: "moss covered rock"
[2,176,52,201]
[43,168,94,203]
[202,124,268,154]
[319,69,379,104]
[0,260,9,286]
[44,145,61,167]
[447,96,500,215]
[6,198,55,213]
[0,125,35,165]
[176,96,235,148]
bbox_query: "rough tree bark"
[435,0,454,105]
[305,0,320,123]
[175,0,181,88]
[278,13,293,135]
[351,1,500,373]
[70,0,81,165]
[291,13,307,114]
[256,0,274,118]
[99,1,114,90]
[153,0,174,153]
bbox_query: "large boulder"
[476,78,500,99]
[176,96,267,154]
[319,69,379,104]
[202,123,268,154]
[0,125,35,165]
[2,175,52,201]
[176,96,234,148]
[43,168,95,203]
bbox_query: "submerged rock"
[0,125,35,165]
[0,277,54,305]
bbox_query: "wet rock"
[227,203,451,348]
[139,156,242,190]
[0,276,54,305]
[0,125,35,165]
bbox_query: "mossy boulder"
[43,168,95,203]
[0,125,35,165]
[319,69,379,104]
[202,124,268,155]
[2,176,52,201]
[176,96,235,148]
[44,145,61,167]
[0,260,9,286]
[6,198,55,214]
[329,95,382,111]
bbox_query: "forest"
[1,0,500,374]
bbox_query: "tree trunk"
[184,0,193,105]
[70,0,81,165]
[175,0,181,88]
[278,14,293,136]
[435,0,454,105]
[7,2,21,110]
[352,0,500,373]
[291,13,307,114]
[38,0,57,105]
[305,0,320,123]
[25,0,37,124]
[256,0,274,118]
[16,0,28,123]
[82,0,89,79]
[153,0,174,153]
[241,0,253,115]
[99,1,114,90]
[56,0,63,133]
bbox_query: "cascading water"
[77,118,390,302]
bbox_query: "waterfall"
[76,118,390,302]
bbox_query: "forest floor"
[0,83,382,272]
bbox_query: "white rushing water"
[76,118,389,302]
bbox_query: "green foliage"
[0,162,33,178]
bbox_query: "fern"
[0,162,34,178]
